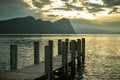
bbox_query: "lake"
[0,34,120,80]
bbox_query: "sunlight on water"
[0,34,120,79]
[84,35,120,79]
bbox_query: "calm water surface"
[0,34,120,80]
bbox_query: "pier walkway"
[0,38,85,80]
[0,54,72,80]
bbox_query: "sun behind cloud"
[23,0,120,22]
[88,0,104,5]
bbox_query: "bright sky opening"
[22,0,120,22]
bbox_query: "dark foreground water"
[0,34,120,80]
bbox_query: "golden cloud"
[91,14,120,23]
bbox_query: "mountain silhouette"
[0,16,75,34]
[52,18,75,34]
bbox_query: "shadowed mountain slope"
[0,16,75,34]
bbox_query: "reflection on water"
[83,35,120,79]
[0,34,120,79]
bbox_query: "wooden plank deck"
[0,54,72,80]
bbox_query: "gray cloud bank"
[0,0,120,19]
[32,0,120,14]
[0,0,40,20]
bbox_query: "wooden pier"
[0,38,86,80]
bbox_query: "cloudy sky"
[0,0,120,33]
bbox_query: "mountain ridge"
[0,16,75,34]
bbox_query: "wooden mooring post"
[65,39,69,53]
[62,41,68,79]
[70,40,76,76]
[10,45,17,70]
[49,40,53,54]
[82,38,85,65]
[58,39,62,55]
[77,39,82,70]
[34,42,40,64]
[45,41,53,80]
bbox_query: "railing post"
[34,42,39,64]
[45,45,53,80]
[82,38,85,65]
[10,45,17,70]
[70,40,76,76]
[58,39,62,55]
[77,39,82,71]
[65,39,69,53]
[49,40,53,54]
[62,41,68,79]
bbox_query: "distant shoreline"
[0,34,119,37]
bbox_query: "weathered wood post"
[45,45,53,80]
[82,38,85,65]
[34,42,39,64]
[65,39,69,53]
[77,39,82,71]
[10,45,17,70]
[58,39,62,55]
[70,40,76,76]
[49,40,53,54]
[62,41,68,79]
[77,39,81,65]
